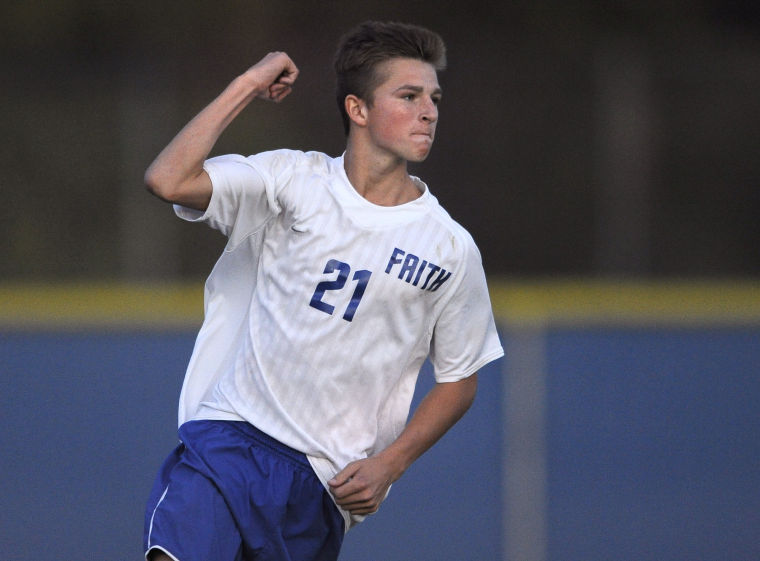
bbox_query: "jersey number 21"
[309,259,371,322]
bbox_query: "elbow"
[144,170,160,198]
[462,373,478,411]
[144,166,178,203]
[143,164,211,211]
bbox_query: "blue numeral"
[310,259,371,322]
[310,259,349,315]
[343,269,371,321]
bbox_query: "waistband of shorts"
[197,419,312,470]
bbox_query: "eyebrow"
[394,84,443,96]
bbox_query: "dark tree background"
[2,1,758,280]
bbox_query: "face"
[360,58,442,163]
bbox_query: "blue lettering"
[427,269,451,291]
[412,260,428,286]
[419,263,441,290]
[399,254,419,283]
[384,248,453,293]
[385,247,405,274]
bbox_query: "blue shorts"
[144,420,344,561]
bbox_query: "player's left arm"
[328,373,477,515]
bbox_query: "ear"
[344,94,368,128]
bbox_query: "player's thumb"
[328,463,358,487]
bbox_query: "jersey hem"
[307,455,363,533]
[434,347,505,383]
[145,545,180,561]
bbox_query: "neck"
[343,139,420,207]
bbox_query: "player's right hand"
[243,51,299,103]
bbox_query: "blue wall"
[2,326,758,560]
[1,332,193,559]
[545,327,760,561]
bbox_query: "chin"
[407,148,432,163]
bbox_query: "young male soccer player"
[143,21,504,561]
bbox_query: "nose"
[420,97,438,123]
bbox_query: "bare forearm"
[144,52,298,210]
[144,77,259,205]
[328,374,477,515]
[379,374,478,482]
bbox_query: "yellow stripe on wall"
[489,278,760,326]
[0,281,204,330]
[1,279,759,330]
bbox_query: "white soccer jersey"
[174,149,503,526]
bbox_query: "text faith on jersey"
[385,247,452,292]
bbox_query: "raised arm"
[328,373,478,515]
[144,52,299,211]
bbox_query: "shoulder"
[241,150,344,212]
[423,193,483,265]
[246,149,336,177]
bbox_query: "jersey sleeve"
[173,151,299,245]
[429,239,504,382]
